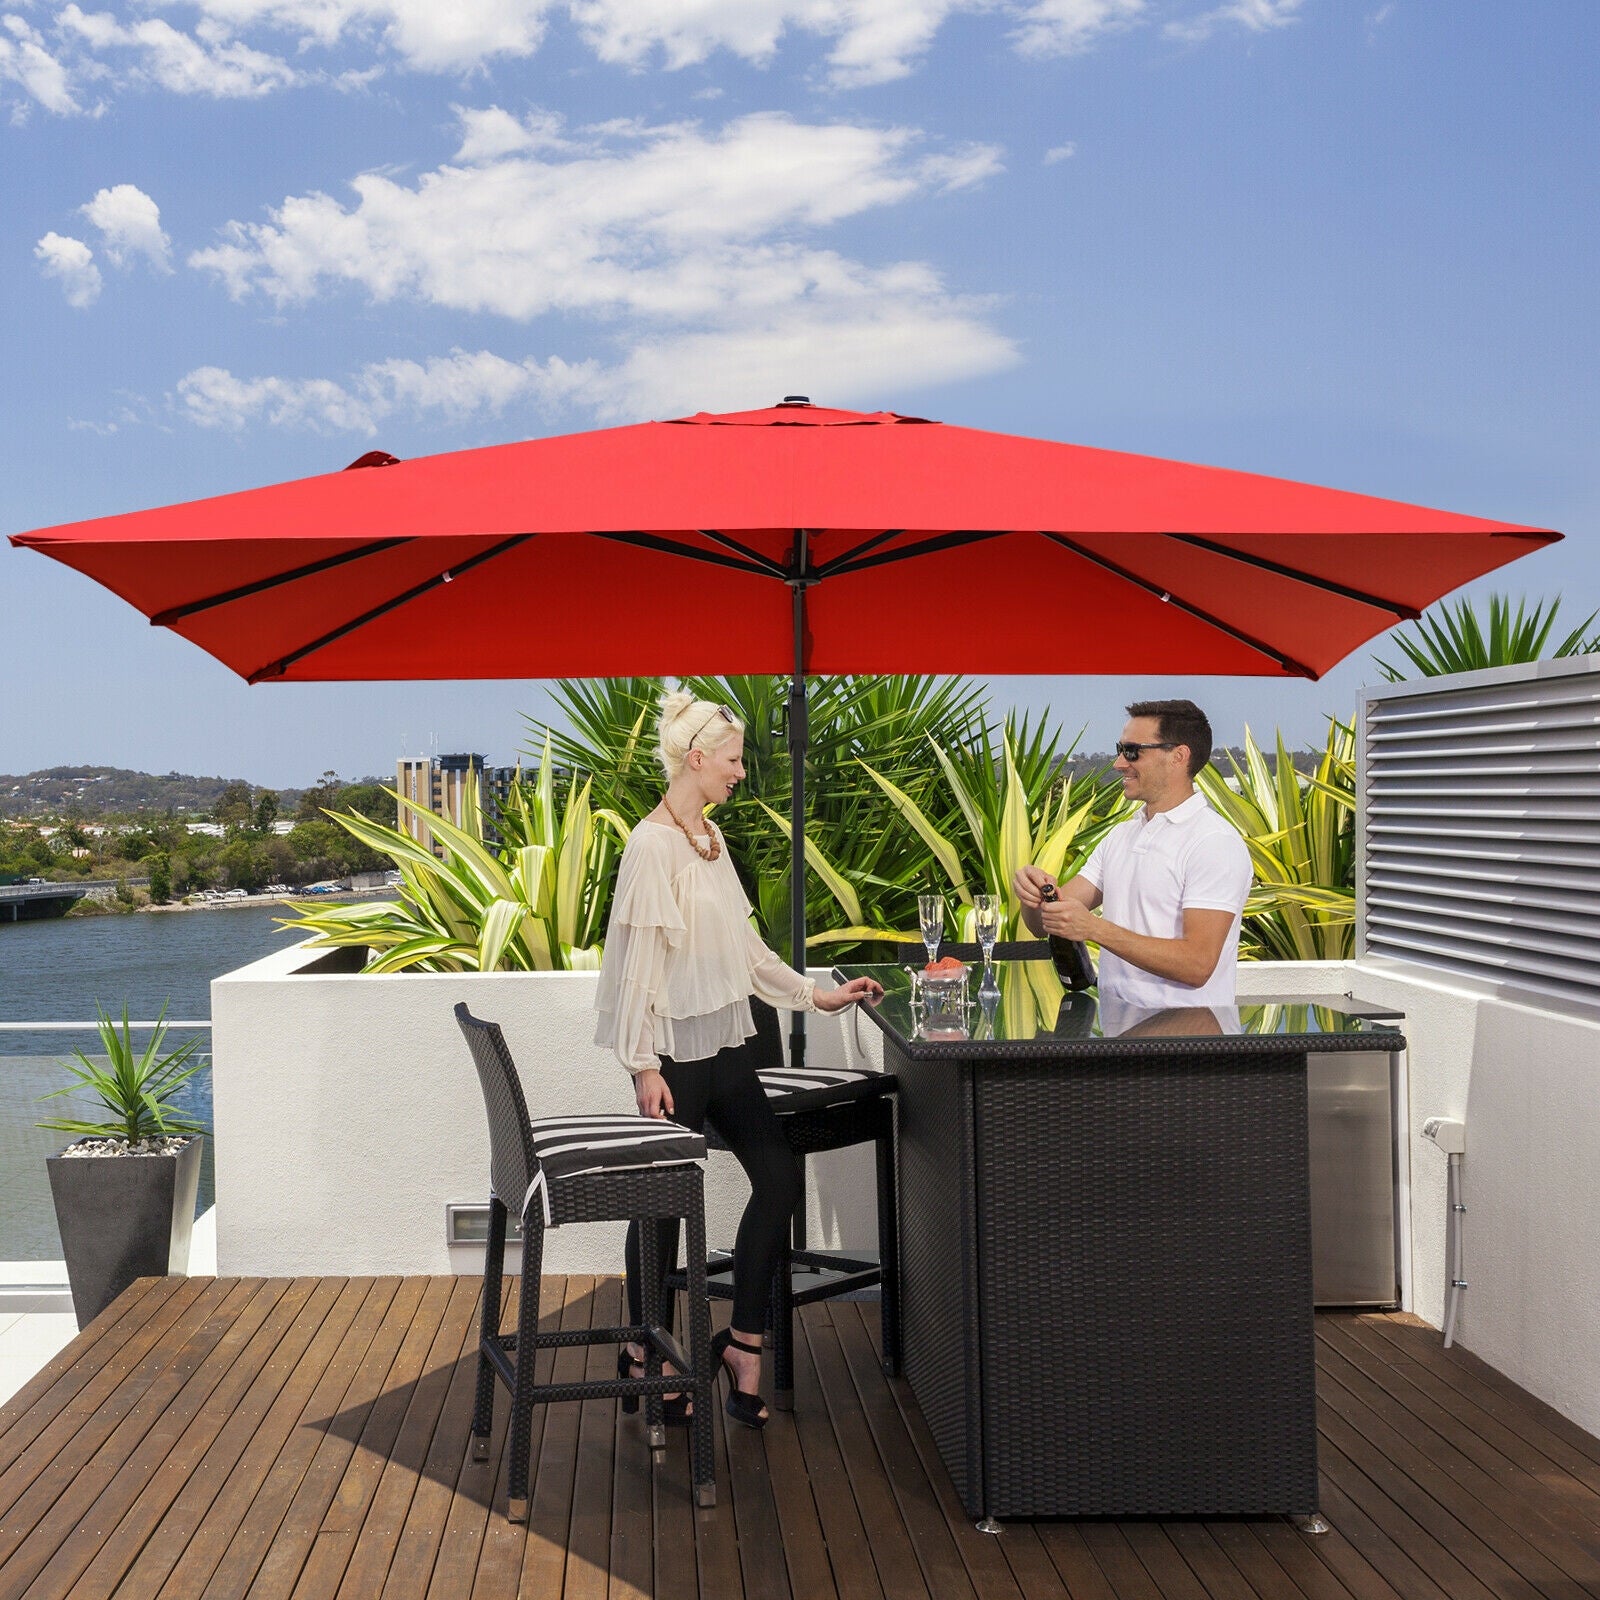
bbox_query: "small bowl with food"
[918,955,970,1028]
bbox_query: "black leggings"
[625,1037,801,1333]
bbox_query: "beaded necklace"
[660,798,721,862]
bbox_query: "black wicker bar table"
[834,962,1405,1529]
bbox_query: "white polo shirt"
[1079,790,1251,1009]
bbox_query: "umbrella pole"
[787,563,809,1075]
[787,547,810,1259]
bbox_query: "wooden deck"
[4,1277,1600,1600]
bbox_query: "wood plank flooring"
[2,1278,1598,1600]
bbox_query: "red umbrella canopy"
[10,400,1558,684]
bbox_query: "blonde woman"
[595,690,882,1428]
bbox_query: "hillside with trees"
[0,768,395,902]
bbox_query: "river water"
[0,905,303,1258]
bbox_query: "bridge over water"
[0,881,130,922]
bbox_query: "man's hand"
[1039,893,1098,943]
[1012,864,1055,910]
[634,1068,674,1119]
[813,976,884,1013]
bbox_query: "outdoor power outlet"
[1422,1116,1466,1155]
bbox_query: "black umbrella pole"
[787,652,808,1073]
[787,586,810,1256]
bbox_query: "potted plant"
[40,1004,206,1328]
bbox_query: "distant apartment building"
[395,754,519,855]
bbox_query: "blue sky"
[1,0,1595,786]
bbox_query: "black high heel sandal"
[618,1346,691,1424]
[711,1329,769,1430]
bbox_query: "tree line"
[0,772,395,902]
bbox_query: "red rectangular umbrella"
[10,398,1559,1060]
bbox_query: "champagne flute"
[973,893,1000,984]
[917,894,944,967]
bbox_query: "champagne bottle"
[1037,882,1097,990]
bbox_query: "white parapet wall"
[1238,957,1600,1441]
[211,941,883,1280]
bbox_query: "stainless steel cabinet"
[1309,1048,1400,1306]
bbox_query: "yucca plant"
[38,1003,206,1144]
[791,719,1132,1033]
[531,674,986,961]
[1375,593,1599,681]
[280,744,629,971]
[1197,719,1356,962]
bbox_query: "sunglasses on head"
[1115,741,1179,762]
[689,703,738,746]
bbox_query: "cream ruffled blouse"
[594,819,818,1077]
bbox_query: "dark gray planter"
[46,1136,203,1328]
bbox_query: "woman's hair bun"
[658,688,696,730]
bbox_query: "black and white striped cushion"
[756,1066,895,1115]
[521,1114,706,1223]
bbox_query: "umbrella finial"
[779,395,811,406]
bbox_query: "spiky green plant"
[38,1004,206,1143]
[279,746,629,971]
[1375,593,1599,681]
[1197,719,1356,961]
[531,675,987,961]
[787,720,1132,1032]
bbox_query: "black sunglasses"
[1115,740,1179,762]
[689,703,738,746]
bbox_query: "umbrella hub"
[670,400,935,427]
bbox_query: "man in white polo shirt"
[1014,699,1251,1009]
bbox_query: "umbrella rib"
[694,530,789,578]
[150,537,414,626]
[590,530,776,578]
[1039,532,1319,679]
[1163,534,1423,619]
[820,529,1008,579]
[245,534,530,683]
[814,529,906,571]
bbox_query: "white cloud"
[59,5,298,96]
[1012,0,1144,58]
[1042,140,1076,163]
[189,110,1002,325]
[177,105,1018,433]
[6,0,1317,113]
[35,231,103,305]
[144,0,558,73]
[1,13,80,115]
[174,287,1018,433]
[82,183,172,269]
[1164,0,1303,44]
[569,0,974,88]
[576,289,1019,420]
[175,348,597,432]
[451,102,569,162]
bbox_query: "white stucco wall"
[1238,957,1600,1440]
[210,943,882,1280]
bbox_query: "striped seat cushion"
[756,1066,896,1116]
[520,1114,706,1224]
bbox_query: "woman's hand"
[812,976,884,1013]
[635,1068,675,1119]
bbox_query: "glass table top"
[832,961,1404,1050]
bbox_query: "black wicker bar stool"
[454,1003,717,1518]
[671,998,901,1411]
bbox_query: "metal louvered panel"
[1358,657,1600,1011]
